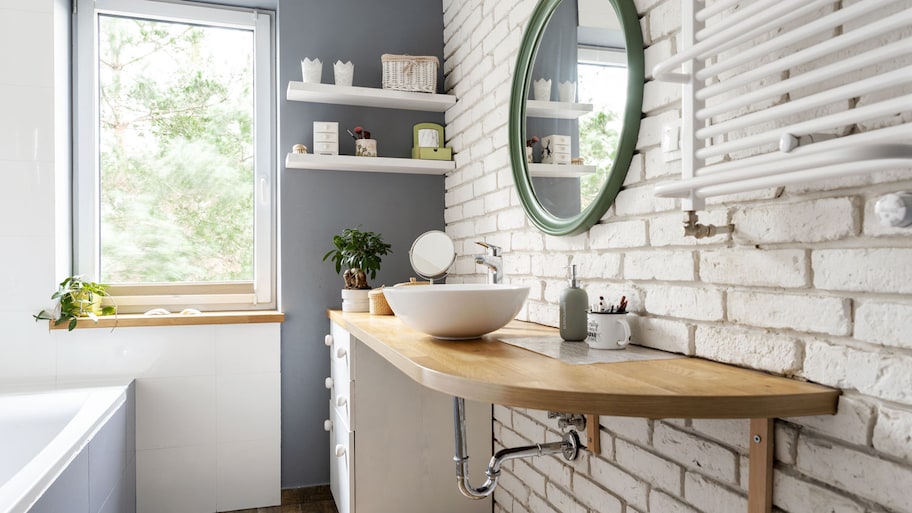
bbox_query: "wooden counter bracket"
[585,414,600,453]
[748,418,774,513]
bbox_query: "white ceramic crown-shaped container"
[333,60,354,87]
[532,78,552,101]
[558,80,577,103]
[301,57,323,83]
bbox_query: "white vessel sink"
[382,284,530,340]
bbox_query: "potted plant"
[323,227,392,312]
[34,275,117,331]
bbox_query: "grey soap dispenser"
[560,265,588,341]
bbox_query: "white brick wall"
[442,0,912,511]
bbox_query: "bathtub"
[0,383,134,513]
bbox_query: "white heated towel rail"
[652,0,912,210]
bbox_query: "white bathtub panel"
[136,444,216,513]
[0,84,54,162]
[0,9,52,87]
[88,405,129,513]
[135,377,216,451]
[216,373,280,443]
[214,323,281,375]
[215,438,281,512]
[27,448,89,513]
[57,326,217,380]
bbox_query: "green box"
[411,146,452,160]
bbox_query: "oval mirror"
[409,230,456,281]
[510,0,644,236]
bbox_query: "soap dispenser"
[560,265,588,341]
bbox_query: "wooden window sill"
[48,310,285,330]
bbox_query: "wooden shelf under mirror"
[286,81,456,112]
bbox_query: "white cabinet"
[326,321,491,513]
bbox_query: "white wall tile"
[0,9,52,87]
[0,314,56,384]
[216,438,281,511]
[0,84,54,161]
[216,372,280,443]
[136,444,217,513]
[135,376,216,451]
[57,326,217,381]
[215,323,281,374]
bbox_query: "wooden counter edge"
[329,310,839,419]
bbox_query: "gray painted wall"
[277,0,447,487]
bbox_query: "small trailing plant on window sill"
[34,275,117,331]
[323,227,392,290]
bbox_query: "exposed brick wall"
[442,0,912,512]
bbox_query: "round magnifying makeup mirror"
[409,230,456,282]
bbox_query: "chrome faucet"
[474,241,503,284]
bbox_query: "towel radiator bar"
[652,0,912,210]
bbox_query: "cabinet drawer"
[329,323,353,426]
[314,132,339,143]
[314,121,339,133]
[314,142,339,154]
[330,407,353,513]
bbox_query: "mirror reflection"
[526,0,627,218]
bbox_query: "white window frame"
[74,0,277,312]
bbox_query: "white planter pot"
[341,289,370,312]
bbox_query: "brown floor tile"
[282,485,332,505]
[301,500,337,513]
[221,486,335,513]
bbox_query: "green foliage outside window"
[579,110,621,210]
[97,17,255,283]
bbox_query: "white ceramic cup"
[355,139,377,157]
[586,312,631,350]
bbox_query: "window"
[74,0,276,312]
[577,45,627,209]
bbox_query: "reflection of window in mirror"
[576,0,628,210]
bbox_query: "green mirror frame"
[509,0,644,236]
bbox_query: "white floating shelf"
[285,153,454,175]
[287,81,456,112]
[528,163,597,178]
[526,100,594,119]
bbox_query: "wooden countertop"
[329,311,839,419]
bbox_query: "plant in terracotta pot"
[323,227,392,312]
[34,275,117,331]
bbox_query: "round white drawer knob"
[324,419,333,432]
[336,347,347,358]
[324,334,333,347]
[336,396,347,407]
[324,377,333,389]
[335,444,346,457]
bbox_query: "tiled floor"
[224,486,338,513]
